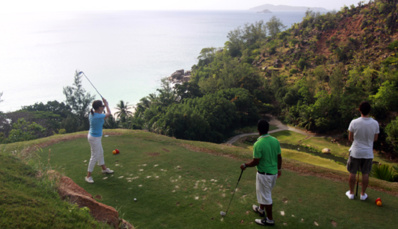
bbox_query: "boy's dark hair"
[359,101,371,116]
[258,119,269,135]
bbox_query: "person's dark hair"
[257,119,269,135]
[90,100,104,115]
[359,101,371,116]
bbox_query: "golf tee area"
[1,129,398,228]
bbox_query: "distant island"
[258,9,272,14]
[250,4,328,13]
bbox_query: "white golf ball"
[134,198,137,202]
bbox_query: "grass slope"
[2,129,398,228]
[0,153,109,228]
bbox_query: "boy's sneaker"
[360,193,368,201]
[252,204,265,217]
[102,168,114,174]
[255,217,275,226]
[345,191,354,200]
[85,176,94,183]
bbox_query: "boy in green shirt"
[240,119,282,226]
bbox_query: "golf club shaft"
[80,71,104,99]
[225,169,244,214]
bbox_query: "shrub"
[385,117,398,154]
[387,40,398,51]
[371,163,397,182]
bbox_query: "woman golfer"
[85,98,114,183]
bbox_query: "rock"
[120,219,134,229]
[322,148,331,154]
[58,176,128,228]
[169,69,191,83]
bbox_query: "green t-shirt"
[253,134,281,174]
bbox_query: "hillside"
[244,0,398,156]
[255,1,397,77]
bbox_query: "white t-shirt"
[348,117,380,159]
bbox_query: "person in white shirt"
[346,101,379,200]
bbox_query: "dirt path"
[224,115,315,145]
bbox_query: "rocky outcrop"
[57,176,133,229]
[168,69,191,83]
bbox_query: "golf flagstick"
[221,169,244,217]
[78,71,104,99]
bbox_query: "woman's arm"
[103,98,112,119]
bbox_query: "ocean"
[0,10,305,113]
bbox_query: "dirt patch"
[162,148,170,152]
[146,152,160,157]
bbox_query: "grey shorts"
[346,156,373,174]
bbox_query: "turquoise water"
[0,10,305,112]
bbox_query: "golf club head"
[220,211,226,217]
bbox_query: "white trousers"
[256,172,277,205]
[87,134,105,172]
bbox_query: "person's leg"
[255,175,277,226]
[348,173,356,194]
[87,135,101,177]
[96,136,105,168]
[264,204,273,220]
[346,156,359,198]
[98,140,113,174]
[361,173,369,195]
[254,173,266,215]
[360,158,372,197]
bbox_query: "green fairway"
[32,130,398,229]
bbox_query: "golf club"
[78,71,104,99]
[355,170,359,197]
[220,169,244,217]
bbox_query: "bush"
[387,40,398,51]
[371,163,397,182]
[385,117,398,154]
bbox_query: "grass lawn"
[25,130,398,229]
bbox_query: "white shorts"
[256,172,277,205]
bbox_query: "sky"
[2,0,369,12]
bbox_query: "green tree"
[174,81,203,101]
[63,71,95,130]
[114,100,132,128]
[266,16,286,38]
[7,118,46,143]
[197,47,217,66]
[226,28,243,57]
[104,115,119,129]
[371,81,398,111]
[385,117,398,155]
[21,101,76,134]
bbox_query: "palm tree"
[114,100,133,127]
